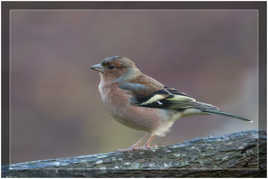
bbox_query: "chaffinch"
[90,56,252,150]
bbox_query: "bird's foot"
[117,144,159,152]
[151,144,159,149]
[117,146,145,152]
[143,144,158,150]
[116,148,132,152]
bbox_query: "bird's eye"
[107,65,115,70]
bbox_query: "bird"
[90,56,252,150]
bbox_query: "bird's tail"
[202,109,252,122]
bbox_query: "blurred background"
[10,9,258,163]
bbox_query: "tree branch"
[3,130,266,177]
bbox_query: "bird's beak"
[90,63,104,73]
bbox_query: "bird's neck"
[113,68,142,83]
[98,68,142,88]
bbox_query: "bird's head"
[90,56,141,81]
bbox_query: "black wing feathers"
[130,86,195,111]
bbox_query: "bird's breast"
[97,81,176,135]
[98,81,136,115]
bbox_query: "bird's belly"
[99,85,173,134]
[108,97,163,132]
[112,105,163,132]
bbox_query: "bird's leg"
[117,134,148,151]
[144,134,156,148]
[129,134,148,149]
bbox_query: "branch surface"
[3,130,266,177]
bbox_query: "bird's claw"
[116,147,143,152]
[117,145,158,152]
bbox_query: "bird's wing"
[118,75,197,110]
[118,74,251,122]
[137,88,221,113]
[134,87,199,110]
[118,74,164,99]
